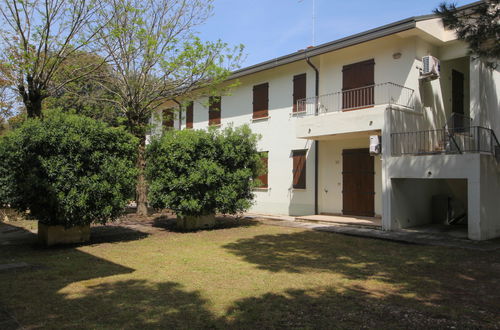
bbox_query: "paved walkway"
[246,215,500,252]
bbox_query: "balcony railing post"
[476,126,481,152]
[387,83,391,106]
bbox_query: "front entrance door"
[451,69,465,129]
[342,148,375,217]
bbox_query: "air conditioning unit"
[369,135,381,155]
[421,55,440,78]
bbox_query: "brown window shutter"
[257,152,268,188]
[292,149,307,189]
[209,96,221,126]
[163,108,174,129]
[186,101,194,128]
[342,59,374,110]
[253,83,269,119]
[293,73,306,113]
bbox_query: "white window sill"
[253,187,269,191]
[251,116,270,122]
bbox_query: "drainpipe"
[172,99,182,130]
[306,57,319,215]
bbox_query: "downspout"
[306,57,319,215]
[172,99,182,130]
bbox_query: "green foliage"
[146,125,262,217]
[0,111,138,227]
[435,1,500,67]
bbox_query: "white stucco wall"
[181,61,318,216]
[479,155,500,240]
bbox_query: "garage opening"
[391,178,468,239]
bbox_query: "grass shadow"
[89,225,150,245]
[152,215,257,233]
[223,229,500,313]
[222,287,488,329]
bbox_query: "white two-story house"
[154,1,500,241]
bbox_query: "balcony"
[391,126,500,157]
[295,82,415,139]
[297,82,415,116]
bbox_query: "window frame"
[256,151,269,189]
[162,108,174,130]
[208,96,221,126]
[186,101,194,129]
[292,73,307,113]
[292,149,307,189]
[252,82,269,119]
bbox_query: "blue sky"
[198,0,472,68]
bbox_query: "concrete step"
[295,217,381,230]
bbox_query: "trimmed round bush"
[0,111,138,227]
[146,125,262,217]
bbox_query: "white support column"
[381,106,394,231]
[469,57,481,126]
[467,177,482,240]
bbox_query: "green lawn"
[1,217,499,329]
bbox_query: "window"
[186,101,194,129]
[253,83,269,119]
[163,108,174,129]
[209,96,221,126]
[292,149,307,189]
[342,59,375,110]
[257,152,268,188]
[293,73,306,113]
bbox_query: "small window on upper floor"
[293,73,306,113]
[209,96,221,126]
[186,101,194,129]
[253,83,269,119]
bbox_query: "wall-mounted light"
[392,52,402,60]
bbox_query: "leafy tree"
[146,125,262,217]
[0,0,107,118]
[42,51,123,126]
[0,110,138,227]
[94,0,244,215]
[435,1,500,67]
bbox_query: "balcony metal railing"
[296,82,415,116]
[391,126,500,156]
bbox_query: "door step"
[295,217,381,230]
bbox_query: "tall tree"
[435,0,500,67]
[43,51,122,125]
[0,0,107,118]
[95,0,243,215]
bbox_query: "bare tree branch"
[0,0,108,117]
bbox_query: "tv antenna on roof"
[299,0,316,46]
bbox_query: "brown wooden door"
[342,59,375,110]
[293,73,306,113]
[342,148,375,217]
[452,70,465,129]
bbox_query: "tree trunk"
[18,84,43,118]
[135,137,149,216]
